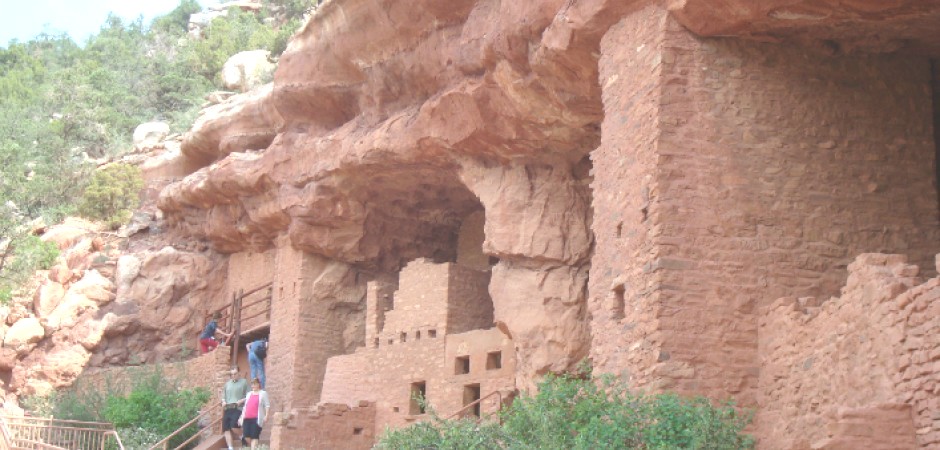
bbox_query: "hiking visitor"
[246,339,267,388]
[221,366,249,450]
[199,312,232,354]
[237,378,270,449]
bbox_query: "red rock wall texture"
[592,4,940,409]
[758,254,940,449]
[141,0,940,448]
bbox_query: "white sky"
[0,0,214,46]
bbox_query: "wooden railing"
[0,415,125,450]
[205,282,273,366]
[445,391,507,423]
[147,402,221,450]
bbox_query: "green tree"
[78,163,144,229]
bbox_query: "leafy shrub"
[78,163,143,229]
[103,367,210,448]
[22,366,210,450]
[0,234,59,304]
[377,371,754,450]
[7,235,59,272]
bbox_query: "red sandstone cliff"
[4,1,940,448]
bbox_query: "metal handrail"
[167,414,221,450]
[445,391,505,422]
[147,402,221,450]
[0,415,123,450]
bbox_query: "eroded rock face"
[489,261,591,388]
[3,318,44,353]
[668,0,940,55]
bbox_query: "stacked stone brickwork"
[591,4,940,407]
[270,402,376,450]
[320,327,514,437]
[758,253,940,449]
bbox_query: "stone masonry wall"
[456,211,489,271]
[381,260,450,343]
[227,250,276,306]
[267,242,366,415]
[593,4,940,406]
[380,259,492,343]
[446,264,493,335]
[320,328,514,439]
[270,402,376,450]
[758,253,940,449]
[591,2,670,387]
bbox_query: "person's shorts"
[222,408,241,431]
[242,418,262,439]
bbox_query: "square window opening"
[454,355,471,375]
[486,351,502,370]
[428,329,437,338]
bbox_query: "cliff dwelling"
[15,0,939,449]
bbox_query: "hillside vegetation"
[0,0,310,302]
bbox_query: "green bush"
[0,233,60,304]
[22,366,210,450]
[377,371,754,450]
[78,163,143,229]
[103,367,210,448]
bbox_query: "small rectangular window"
[454,356,470,375]
[410,381,427,415]
[428,329,437,338]
[486,351,502,370]
[373,338,379,348]
[400,332,407,343]
[353,427,363,435]
[415,331,421,340]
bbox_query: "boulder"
[48,264,72,284]
[0,347,18,370]
[221,50,276,92]
[68,270,115,305]
[115,255,142,303]
[4,318,44,351]
[33,281,66,318]
[132,122,170,151]
[41,218,97,250]
[188,10,228,38]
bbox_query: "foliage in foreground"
[377,371,754,450]
[21,365,210,450]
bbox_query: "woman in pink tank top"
[238,378,270,449]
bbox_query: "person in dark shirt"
[246,339,267,388]
[199,312,232,353]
